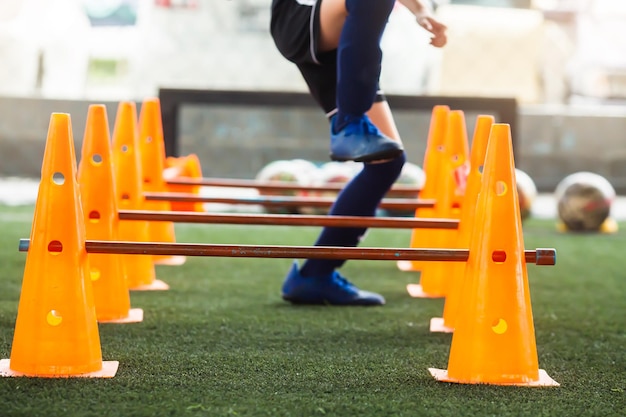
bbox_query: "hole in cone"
[46,310,63,326]
[90,268,101,282]
[492,250,507,263]
[52,172,65,185]
[91,154,103,165]
[437,145,445,152]
[478,165,484,174]
[495,181,508,196]
[48,240,63,254]
[146,136,153,143]
[88,210,101,223]
[121,145,129,153]
[491,318,508,334]
[121,193,130,200]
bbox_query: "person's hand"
[416,14,447,48]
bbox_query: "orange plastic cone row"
[405,110,470,298]
[428,124,559,386]
[112,101,168,291]
[430,115,494,333]
[78,104,144,323]
[398,105,449,275]
[138,98,186,266]
[0,113,118,378]
[164,154,204,212]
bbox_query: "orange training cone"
[78,104,144,323]
[399,105,449,277]
[0,113,118,378]
[406,110,470,298]
[164,154,204,212]
[112,101,168,291]
[428,124,558,386]
[430,115,494,333]
[138,97,186,266]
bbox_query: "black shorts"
[270,0,384,117]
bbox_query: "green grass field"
[0,204,624,417]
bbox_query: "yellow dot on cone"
[46,310,62,326]
[492,318,507,334]
[90,268,101,282]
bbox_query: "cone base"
[0,359,119,378]
[99,308,144,324]
[429,317,454,333]
[428,368,560,387]
[154,255,187,266]
[406,284,444,299]
[129,279,170,291]
[397,260,420,272]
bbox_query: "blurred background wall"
[0,0,625,191]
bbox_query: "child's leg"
[366,100,402,142]
[300,149,405,278]
[317,0,402,162]
[281,101,405,305]
[320,0,397,129]
[300,87,405,278]
[334,0,396,128]
[318,0,348,52]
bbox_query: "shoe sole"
[329,147,404,163]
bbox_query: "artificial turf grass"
[0,205,624,417]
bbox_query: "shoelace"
[360,118,381,136]
[331,273,355,290]
[342,117,381,137]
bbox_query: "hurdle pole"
[143,192,435,211]
[118,210,458,229]
[166,177,421,198]
[18,239,556,265]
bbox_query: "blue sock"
[334,0,396,132]
[300,152,406,278]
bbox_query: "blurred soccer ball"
[255,159,316,214]
[290,159,320,178]
[515,169,537,221]
[555,172,615,232]
[298,161,360,215]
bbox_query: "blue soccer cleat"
[281,260,385,306]
[329,114,404,163]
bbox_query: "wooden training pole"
[18,239,556,265]
[118,210,459,230]
[166,177,421,198]
[143,192,435,211]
